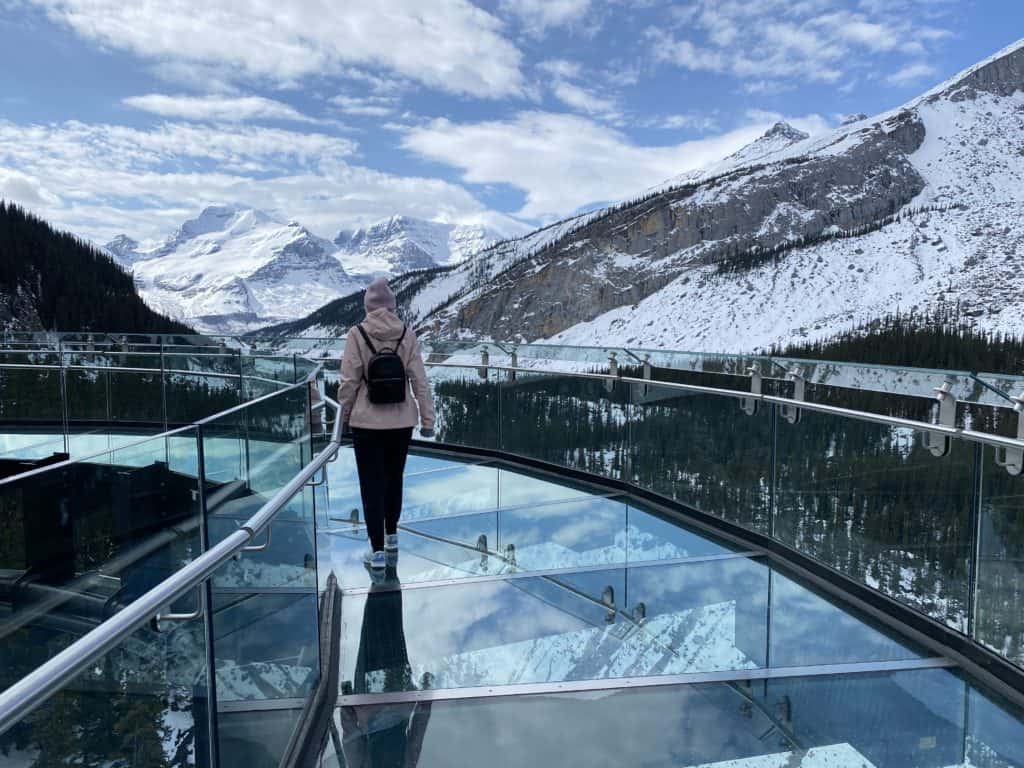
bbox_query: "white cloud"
[886,62,938,87]
[645,113,720,132]
[0,119,522,243]
[537,59,583,80]
[537,58,619,120]
[648,0,953,88]
[29,0,525,98]
[550,81,618,117]
[500,0,592,34]
[329,95,398,117]
[123,94,317,123]
[0,168,62,208]
[402,110,829,220]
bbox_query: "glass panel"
[201,385,318,762]
[339,570,641,694]
[975,445,1024,667]
[774,412,975,630]
[0,363,62,423]
[496,467,592,508]
[319,525,509,590]
[401,464,498,522]
[217,707,303,768]
[0,617,212,767]
[630,382,773,533]
[429,365,501,451]
[337,555,944,696]
[967,683,1024,767]
[165,372,243,426]
[490,495,628,570]
[499,371,629,479]
[626,500,737,562]
[0,429,202,686]
[203,386,315,588]
[327,667,982,768]
[768,567,926,667]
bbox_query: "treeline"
[769,306,1024,373]
[0,202,192,333]
[717,203,967,275]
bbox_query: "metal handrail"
[422,362,1024,453]
[0,394,343,736]
[0,361,292,387]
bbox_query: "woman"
[339,277,435,569]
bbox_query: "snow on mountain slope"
[333,215,509,277]
[652,121,812,194]
[547,85,1024,351]
[110,206,366,333]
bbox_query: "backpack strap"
[355,324,377,355]
[395,325,407,351]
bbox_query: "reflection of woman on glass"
[339,277,436,570]
[338,568,432,767]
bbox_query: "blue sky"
[0,0,1021,245]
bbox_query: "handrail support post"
[994,393,1024,476]
[924,378,957,457]
[741,365,762,416]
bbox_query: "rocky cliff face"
[428,107,929,342]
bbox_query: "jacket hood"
[360,308,405,340]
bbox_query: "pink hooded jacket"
[338,308,436,431]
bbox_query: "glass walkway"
[0,333,1022,767]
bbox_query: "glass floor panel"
[321,667,1024,768]
[337,556,929,696]
[319,494,743,591]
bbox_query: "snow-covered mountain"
[106,206,366,333]
[269,38,1024,353]
[333,215,506,277]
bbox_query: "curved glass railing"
[371,360,1024,679]
[0,341,314,465]
[0,351,335,766]
[2,338,1024,766]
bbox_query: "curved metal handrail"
[422,362,1024,453]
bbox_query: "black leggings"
[352,427,413,551]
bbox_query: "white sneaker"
[384,533,399,552]
[363,550,386,569]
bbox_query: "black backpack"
[357,324,408,404]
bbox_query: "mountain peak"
[104,234,141,266]
[175,205,278,242]
[763,121,809,142]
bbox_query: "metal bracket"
[923,379,957,457]
[780,367,805,425]
[994,393,1024,476]
[478,348,490,380]
[740,366,761,416]
[306,466,328,487]
[476,534,489,571]
[155,584,204,623]
[241,525,273,553]
[602,585,616,624]
[605,352,619,393]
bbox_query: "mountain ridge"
[265,37,1024,353]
